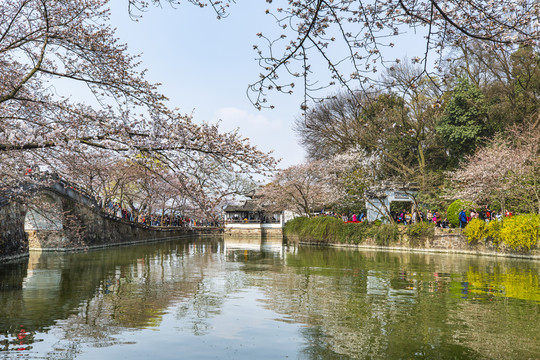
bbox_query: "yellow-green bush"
[463,218,487,244]
[499,215,540,251]
[485,219,502,245]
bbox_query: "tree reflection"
[262,247,540,359]
[0,239,539,359]
[0,239,226,350]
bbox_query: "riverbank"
[284,217,540,260]
[30,230,222,252]
[0,228,223,262]
[291,238,540,260]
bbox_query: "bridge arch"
[1,179,200,260]
[24,190,69,248]
[0,181,93,257]
[24,191,64,231]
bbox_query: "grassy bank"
[284,216,435,246]
[285,216,540,253]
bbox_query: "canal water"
[0,237,539,359]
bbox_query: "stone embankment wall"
[1,190,222,261]
[0,202,28,260]
[224,227,282,238]
[28,197,221,251]
[287,228,540,259]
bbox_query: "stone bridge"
[0,180,220,260]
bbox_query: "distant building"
[224,199,280,224]
[223,190,285,237]
[365,182,418,222]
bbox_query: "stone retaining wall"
[0,202,28,260]
[287,228,540,260]
[224,227,282,238]
[26,226,213,251]
[28,198,222,251]
[1,191,222,260]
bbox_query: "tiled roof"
[224,200,262,212]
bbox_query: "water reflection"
[0,238,539,359]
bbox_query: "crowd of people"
[458,206,510,228]
[94,196,512,230]
[391,209,449,228]
[96,198,220,228]
[335,205,512,229]
[341,213,366,223]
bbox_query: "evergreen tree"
[437,77,490,165]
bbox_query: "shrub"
[304,216,342,242]
[339,222,369,244]
[283,217,310,237]
[463,218,487,244]
[499,214,540,251]
[284,216,368,244]
[485,219,501,245]
[447,199,476,228]
[405,222,435,247]
[370,224,399,246]
[405,221,435,238]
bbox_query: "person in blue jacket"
[458,209,468,228]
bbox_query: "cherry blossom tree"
[452,127,540,214]
[0,0,276,213]
[248,0,540,109]
[261,147,379,216]
[261,160,340,216]
[127,0,540,110]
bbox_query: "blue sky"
[108,1,429,169]
[109,1,307,168]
